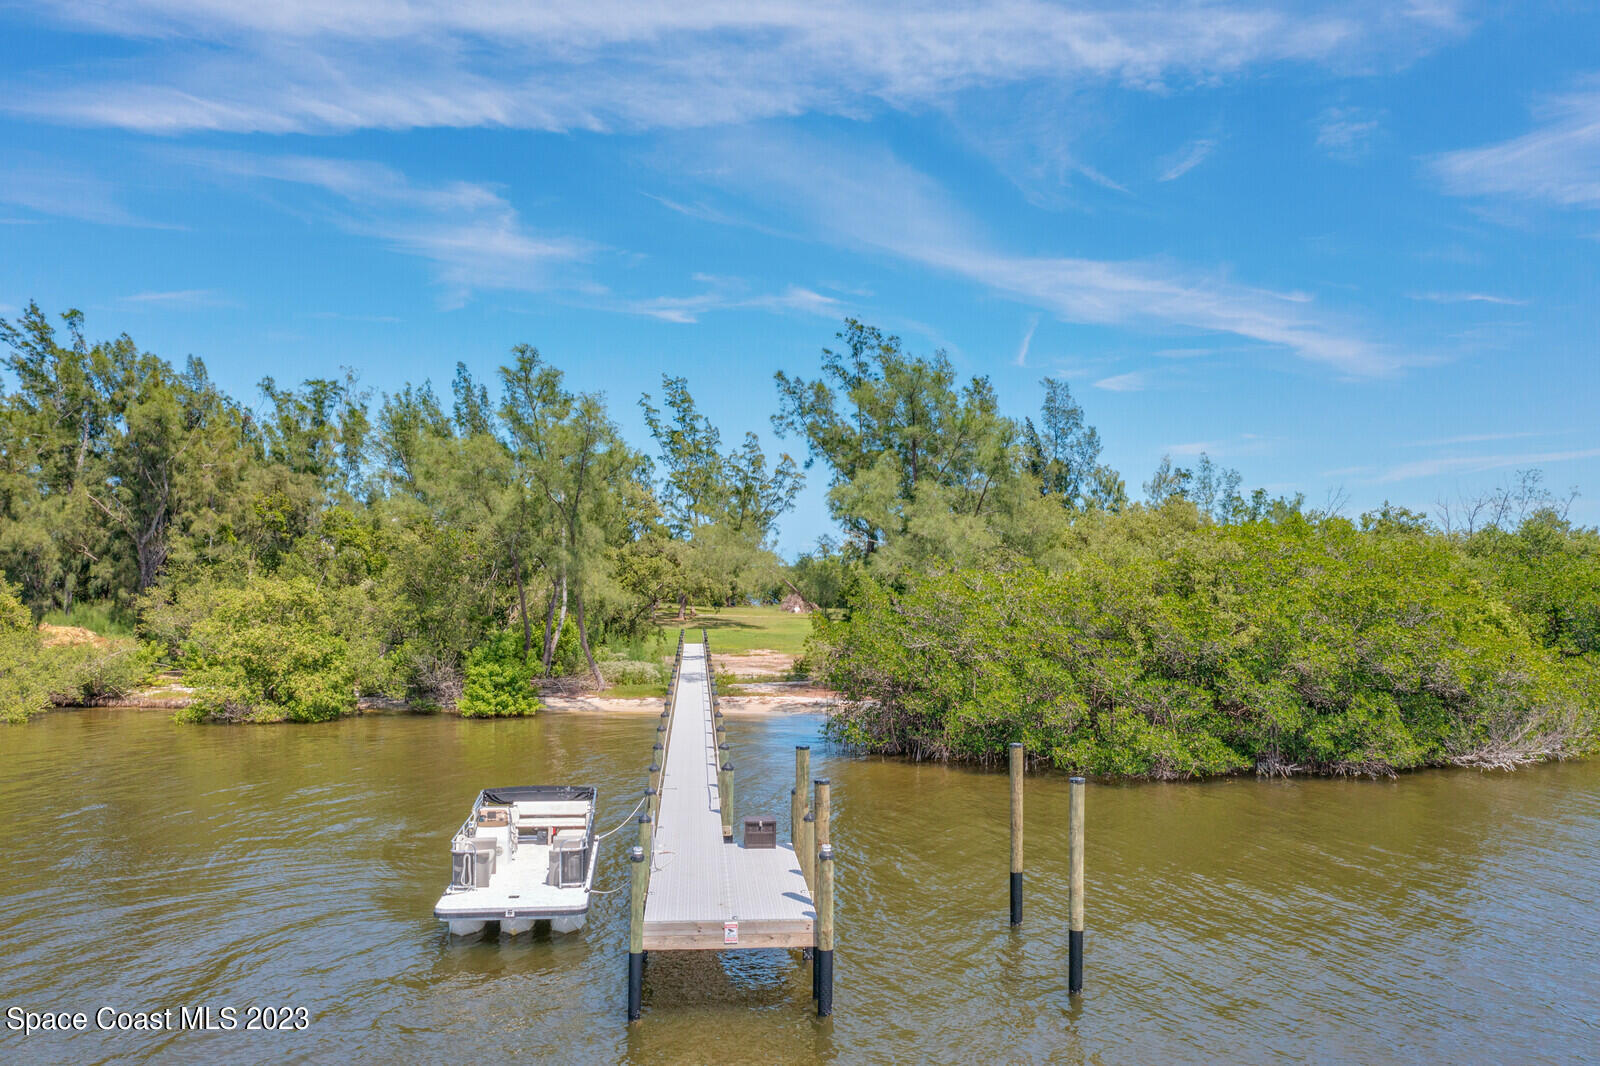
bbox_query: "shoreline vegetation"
[3,306,1597,779]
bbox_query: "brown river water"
[2,707,1597,1064]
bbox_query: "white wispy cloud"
[1094,371,1148,392]
[1373,448,1600,483]
[684,128,1403,376]
[1158,138,1217,181]
[9,2,1467,135]
[622,277,842,324]
[1433,79,1600,209]
[1404,430,1540,447]
[1406,291,1528,305]
[1014,314,1040,367]
[183,151,595,306]
[0,163,173,227]
[1314,105,1383,161]
[1166,433,1271,457]
[120,288,234,308]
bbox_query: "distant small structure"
[779,592,815,614]
[780,580,818,614]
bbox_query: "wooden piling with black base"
[815,843,835,1017]
[1009,742,1023,926]
[628,844,645,1021]
[1068,775,1085,994]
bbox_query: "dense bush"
[597,655,666,686]
[46,638,160,705]
[177,575,357,723]
[1467,511,1600,657]
[458,631,541,717]
[0,579,50,723]
[817,509,1598,778]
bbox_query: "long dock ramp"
[626,631,836,1020]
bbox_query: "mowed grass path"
[651,606,825,657]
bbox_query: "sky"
[1,1,1597,555]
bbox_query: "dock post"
[793,745,810,843]
[800,810,815,888]
[1069,776,1085,994]
[648,760,661,797]
[813,779,831,849]
[638,811,653,861]
[719,760,734,841]
[1009,742,1024,926]
[816,844,835,1017]
[628,845,645,1021]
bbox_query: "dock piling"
[719,760,734,841]
[1009,742,1024,926]
[813,779,831,849]
[793,746,810,843]
[816,844,835,1017]
[1068,776,1085,994]
[628,845,646,1021]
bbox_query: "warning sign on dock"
[723,921,738,944]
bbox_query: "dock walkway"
[642,642,813,949]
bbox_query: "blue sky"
[1,1,1597,555]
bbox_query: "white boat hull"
[435,785,599,938]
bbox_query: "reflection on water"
[2,708,1597,1064]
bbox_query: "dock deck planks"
[642,643,814,950]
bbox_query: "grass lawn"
[650,605,826,656]
[601,682,669,700]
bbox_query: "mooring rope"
[593,794,649,841]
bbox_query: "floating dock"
[643,640,813,948]
[627,632,835,1019]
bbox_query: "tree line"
[4,301,1595,776]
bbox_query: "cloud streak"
[9,2,1467,135]
[1433,79,1600,209]
[184,151,595,306]
[684,128,1401,375]
[1406,291,1528,305]
[1158,138,1217,181]
[1373,448,1600,483]
[1094,371,1147,392]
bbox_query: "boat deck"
[642,643,814,950]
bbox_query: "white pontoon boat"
[434,785,598,937]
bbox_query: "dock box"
[742,816,777,849]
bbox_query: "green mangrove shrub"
[458,631,542,717]
[817,513,1597,778]
[0,579,51,724]
[178,575,356,723]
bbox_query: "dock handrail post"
[1009,742,1024,926]
[800,810,815,889]
[628,845,646,1021]
[719,761,734,841]
[1068,776,1085,994]
[793,745,810,844]
[813,779,831,850]
[816,843,835,1017]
